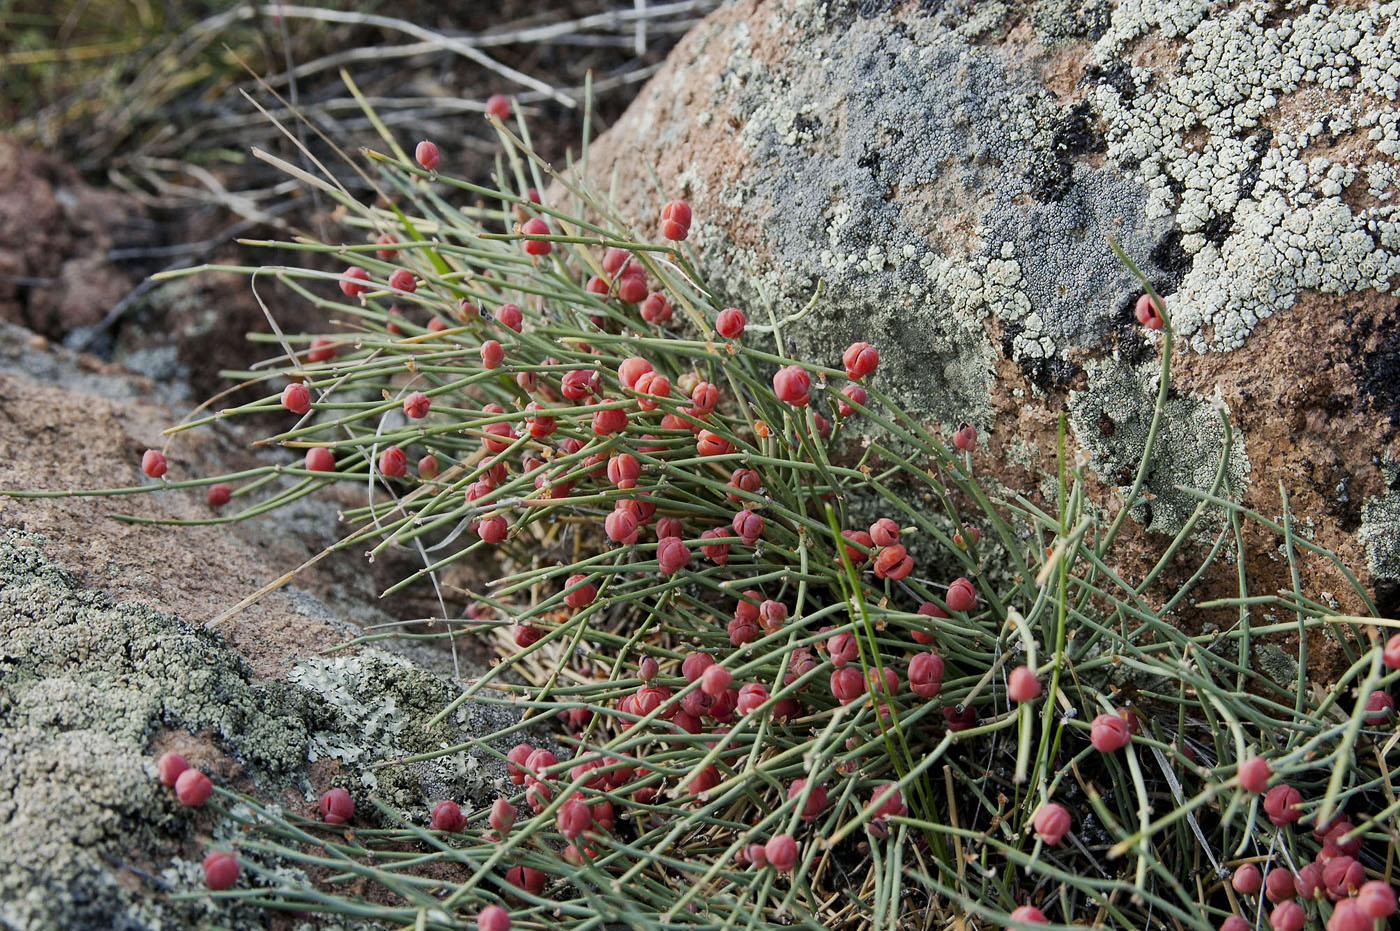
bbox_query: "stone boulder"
[582,0,1400,610]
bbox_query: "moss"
[0,530,521,929]
[1068,357,1250,537]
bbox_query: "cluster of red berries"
[155,752,239,890]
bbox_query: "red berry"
[1032,802,1072,845]
[521,217,551,256]
[340,266,371,297]
[495,303,523,332]
[156,752,189,787]
[870,784,906,822]
[736,682,768,714]
[1357,881,1398,918]
[701,664,733,697]
[951,422,978,451]
[842,342,879,379]
[605,508,640,544]
[489,797,516,836]
[660,200,692,241]
[873,544,913,580]
[556,798,591,838]
[388,268,416,293]
[478,515,508,544]
[830,666,865,704]
[784,778,827,822]
[716,307,746,338]
[1384,633,1400,670]
[428,317,448,332]
[1363,689,1394,723]
[319,787,354,824]
[1008,905,1047,926]
[305,447,335,472]
[430,799,466,832]
[727,614,758,645]
[602,247,630,275]
[689,381,718,416]
[1232,862,1262,894]
[561,369,600,401]
[1296,863,1324,900]
[1327,900,1370,931]
[1220,916,1250,931]
[618,273,649,304]
[141,449,167,478]
[175,768,212,806]
[946,578,977,612]
[592,405,628,436]
[480,339,505,369]
[1263,784,1303,826]
[563,574,596,609]
[640,292,673,323]
[869,518,900,547]
[633,371,670,410]
[840,529,873,565]
[1238,755,1271,793]
[908,651,944,698]
[281,382,311,414]
[1089,713,1130,752]
[764,834,798,872]
[206,484,231,508]
[837,383,868,417]
[1134,293,1164,330]
[379,445,407,478]
[655,516,683,540]
[731,508,764,545]
[477,904,511,931]
[1007,666,1042,702]
[692,428,730,457]
[617,356,653,389]
[607,453,641,489]
[1268,900,1304,931]
[913,601,947,644]
[202,850,239,890]
[485,95,510,120]
[1322,855,1365,899]
[376,233,398,258]
[827,632,859,668]
[505,866,545,895]
[402,391,431,419]
[727,468,761,501]
[415,140,440,170]
[772,365,811,406]
[657,536,690,574]
[307,336,336,363]
[758,600,788,633]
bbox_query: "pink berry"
[732,509,764,545]
[505,744,533,785]
[480,339,505,369]
[1363,689,1394,724]
[388,268,416,293]
[1357,881,1398,918]
[524,402,555,438]
[657,536,690,574]
[505,866,545,895]
[951,422,978,451]
[602,247,630,275]
[175,768,212,806]
[1089,713,1130,753]
[592,405,628,436]
[1295,863,1324,900]
[340,265,371,297]
[1323,855,1365,899]
[838,383,867,417]
[156,752,189,787]
[842,342,879,379]
[633,371,670,411]
[281,382,311,414]
[1007,667,1042,702]
[1008,905,1047,926]
[521,217,551,256]
[946,578,977,612]
[727,614,758,645]
[1384,632,1400,670]
[202,850,239,890]
[556,798,591,839]
[758,600,788,634]
[618,273,649,304]
[868,518,899,547]
[605,508,640,544]
[490,798,516,835]
[1031,802,1071,845]
[907,652,945,698]
[764,834,798,872]
[307,336,336,363]
[495,303,523,332]
[736,682,768,714]
[640,292,673,324]
[1232,862,1262,894]
[206,484,231,508]
[696,430,733,457]
[415,140,440,170]
[563,574,596,609]
[1327,899,1369,931]
[660,200,692,241]
[716,307,746,338]
[788,778,828,821]
[828,632,859,668]
[402,391,431,419]
[870,784,906,821]
[430,799,466,832]
[701,664,733,697]
[379,445,407,478]
[1220,917,1250,931]
[376,233,398,258]
[319,787,354,824]
[485,95,510,120]
[772,365,811,406]
[141,449,167,478]
[830,666,865,704]
[305,447,335,472]
[478,515,508,544]
[1263,784,1303,826]
[638,657,659,681]
[1238,755,1271,793]
[617,356,653,390]
[1268,900,1304,931]
[866,665,898,695]
[1134,292,1164,330]
[873,544,913,580]
[478,904,511,931]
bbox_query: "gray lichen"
[1360,460,1400,581]
[0,530,519,930]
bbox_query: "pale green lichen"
[1360,460,1400,581]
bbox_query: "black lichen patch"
[1149,228,1191,292]
[1029,101,1107,203]
[1001,320,1083,392]
[1349,300,1400,426]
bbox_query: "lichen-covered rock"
[582,0,1400,604]
[0,531,521,930]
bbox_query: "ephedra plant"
[13,82,1400,931]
